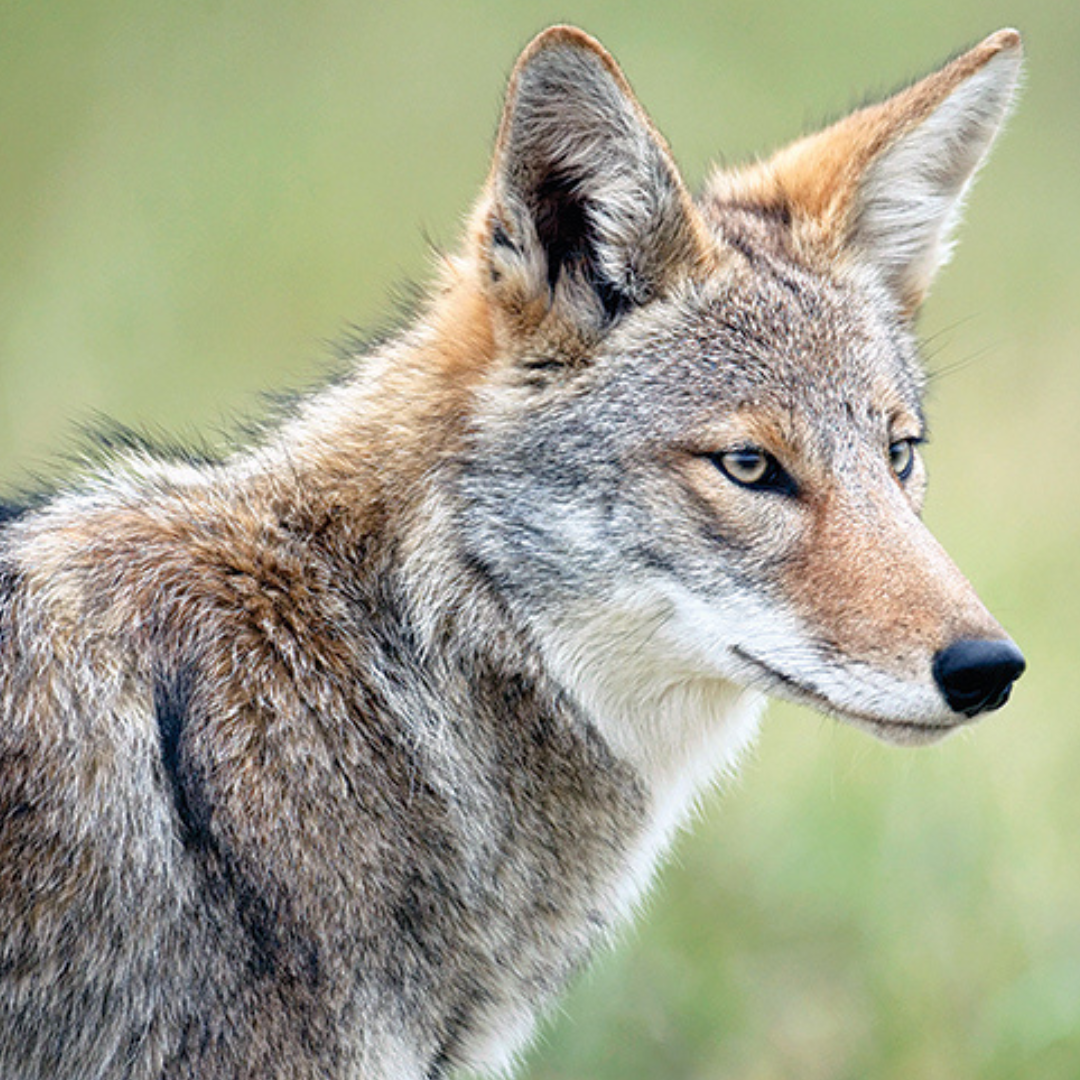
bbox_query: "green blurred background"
[1,1,1077,1077]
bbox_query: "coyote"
[0,25,1025,1080]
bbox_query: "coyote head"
[451,27,1024,761]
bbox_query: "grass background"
[1,1,1077,1077]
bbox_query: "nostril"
[933,639,1026,718]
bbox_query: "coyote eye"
[711,448,796,495]
[889,438,918,481]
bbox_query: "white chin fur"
[527,579,961,939]
[727,645,966,743]
[542,580,961,776]
[532,587,766,812]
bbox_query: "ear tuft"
[479,27,706,339]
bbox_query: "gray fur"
[0,26,1022,1080]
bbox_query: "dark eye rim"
[889,436,923,482]
[707,448,799,497]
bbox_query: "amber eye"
[889,438,918,481]
[719,448,769,485]
[710,448,797,496]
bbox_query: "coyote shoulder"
[0,25,1024,1080]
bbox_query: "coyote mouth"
[730,646,960,744]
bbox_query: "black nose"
[932,639,1026,718]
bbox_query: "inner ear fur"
[702,30,1023,313]
[473,26,713,342]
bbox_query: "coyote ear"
[478,26,706,338]
[704,30,1022,313]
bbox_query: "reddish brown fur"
[704,29,1021,309]
[0,25,1024,1079]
